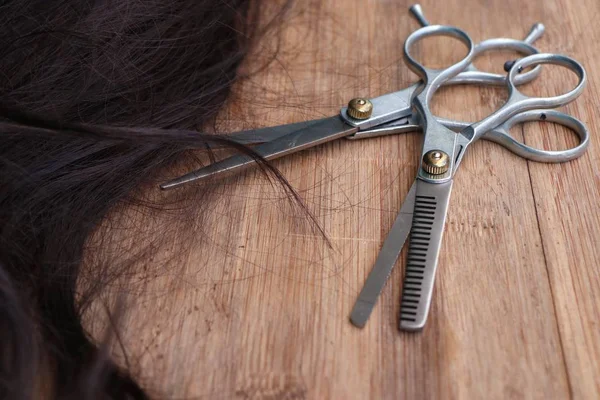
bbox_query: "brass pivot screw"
[347,98,373,120]
[422,150,450,175]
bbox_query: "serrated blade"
[399,179,453,332]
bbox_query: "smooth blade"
[161,116,357,190]
[350,181,416,327]
[227,118,332,144]
[399,179,453,332]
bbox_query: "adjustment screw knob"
[347,98,373,120]
[422,150,450,175]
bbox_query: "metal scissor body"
[160,8,547,190]
[359,26,586,331]
[159,6,589,332]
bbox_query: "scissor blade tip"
[349,316,366,329]
[160,170,207,190]
[399,320,426,332]
[349,301,375,328]
[159,179,184,190]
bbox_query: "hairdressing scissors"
[159,7,589,331]
[350,28,587,331]
[160,5,548,189]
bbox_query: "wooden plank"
[522,0,600,398]
[86,0,600,398]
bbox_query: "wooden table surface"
[91,0,600,398]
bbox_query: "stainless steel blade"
[399,179,453,331]
[350,181,417,328]
[227,118,332,144]
[161,116,357,190]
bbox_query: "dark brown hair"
[0,1,290,398]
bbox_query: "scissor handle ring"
[448,38,540,86]
[508,53,587,107]
[403,25,475,97]
[486,110,589,162]
[470,53,587,141]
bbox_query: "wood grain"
[88,0,600,398]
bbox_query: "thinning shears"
[353,28,586,331]
[160,6,589,331]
